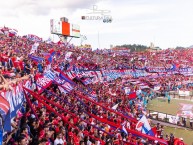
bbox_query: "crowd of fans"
[0,27,189,145]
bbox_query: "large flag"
[4,85,25,131]
[136,115,154,136]
[0,96,10,119]
[0,128,2,145]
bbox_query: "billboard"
[50,19,80,38]
[70,24,80,38]
[50,19,62,34]
[62,22,70,36]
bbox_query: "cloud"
[0,0,100,16]
[1,0,193,49]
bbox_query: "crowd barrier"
[148,110,193,130]
[169,91,193,100]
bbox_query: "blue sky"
[0,0,193,49]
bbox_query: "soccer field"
[147,98,193,145]
[147,98,193,115]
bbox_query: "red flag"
[128,92,137,100]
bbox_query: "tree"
[115,44,148,52]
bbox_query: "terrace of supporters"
[0,26,189,145]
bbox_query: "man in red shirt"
[176,138,185,145]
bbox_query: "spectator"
[167,94,171,104]
[54,132,64,145]
[169,133,175,145]
[190,117,193,128]
[37,61,43,73]
[24,60,31,75]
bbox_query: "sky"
[0,0,193,49]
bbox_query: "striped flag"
[0,96,10,119]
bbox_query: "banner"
[146,67,166,73]
[30,42,39,54]
[28,55,44,63]
[178,90,190,96]
[0,96,10,119]
[0,128,2,145]
[35,74,52,93]
[4,84,25,131]
[177,103,193,118]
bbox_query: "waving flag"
[49,48,56,56]
[65,52,72,61]
[45,37,52,44]
[8,28,18,37]
[28,55,44,63]
[44,54,53,64]
[136,115,154,136]
[30,42,39,54]
[122,124,128,135]
[27,34,42,42]
[112,103,119,110]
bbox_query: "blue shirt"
[37,63,43,73]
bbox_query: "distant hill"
[115,44,148,52]
[188,45,193,48]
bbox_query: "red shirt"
[1,54,8,62]
[11,57,16,62]
[177,141,185,145]
[13,60,19,68]
[73,135,79,145]
[19,60,24,70]
[113,139,120,145]
[73,117,78,124]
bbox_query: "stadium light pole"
[80,34,87,46]
[98,30,100,49]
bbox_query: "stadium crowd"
[0,26,189,145]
